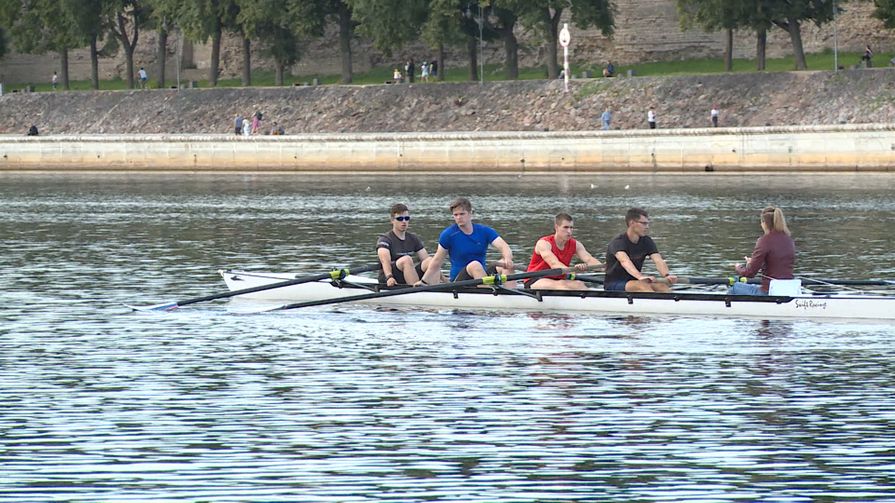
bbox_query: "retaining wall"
[2,124,893,172]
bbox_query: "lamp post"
[832,0,839,72]
[466,4,484,84]
[559,23,571,93]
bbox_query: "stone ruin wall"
[0,0,890,85]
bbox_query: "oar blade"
[127,301,180,312]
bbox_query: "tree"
[421,0,467,81]
[239,0,304,86]
[0,0,81,89]
[516,0,615,79]
[873,0,895,27]
[0,27,6,59]
[63,0,105,89]
[172,0,240,86]
[677,0,742,71]
[347,0,428,55]
[292,0,357,84]
[106,0,150,88]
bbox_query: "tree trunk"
[467,35,478,81]
[502,27,519,80]
[437,42,445,82]
[59,48,70,90]
[787,18,807,70]
[242,36,251,86]
[209,22,221,86]
[156,24,168,88]
[117,12,138,88]
[543,8,561,79]
[89,35,99,89]
[275,63,284,86]
[756,28,766,71]
[338,4,353,84]
[723,28,733,72]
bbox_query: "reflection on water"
[1,172,894,502]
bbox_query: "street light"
[466,4,484,84]
[832,0,839,72]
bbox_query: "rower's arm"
[419,245,447,285]
[615,251,648,280]
[491,237,514,271]
[651,253,677,283]
[574,242,604,270]
[416,248,431,262]
[377,247,394,278]
[534,239,568,270]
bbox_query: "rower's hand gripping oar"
[130,263,382,312]
[260,268,568,313]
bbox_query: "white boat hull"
[219,270,895,321]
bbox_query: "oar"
[799,278,895,287]
[260,268,568,313]
[579,274,894,287]
[131,263,382,312]
[576,275,761,286]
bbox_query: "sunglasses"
[394,216,411,222]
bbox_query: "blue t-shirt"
[438,223,500,280]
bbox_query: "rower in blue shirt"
[417,197,515,285]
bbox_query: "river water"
[2,172,894,502]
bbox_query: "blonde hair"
[761,207,790,235]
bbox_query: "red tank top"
[527,235,577,277]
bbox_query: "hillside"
[2,69,894,135]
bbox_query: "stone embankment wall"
[2,70,894,135]
[2,70,894,172]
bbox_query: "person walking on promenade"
[711,106,719,127]
[601,107,612,130]
[647,106,656,129]
[138,67,148,89]
[52,72,58,91]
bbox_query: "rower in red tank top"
[525,213,604,290]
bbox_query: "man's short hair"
[449,197,472,213]
[625,207,648,225]
[390,203,409,217]
[554,213,573,225]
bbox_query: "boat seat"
[769,279,802,296]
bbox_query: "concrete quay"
[1,124,893,172]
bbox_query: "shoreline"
[2,124,893,172]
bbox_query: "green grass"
[12,49,891,93]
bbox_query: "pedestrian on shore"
[51,72,57,91]
[601,107,612,130]
[430,60,438,78]
[392,68,403,84]
[421,61,429,82]
[242,116,251,136]
[711,106,719,127]
[234,114,244,135]
[862,45,873,68]
[647,106,656,129]
[138,67,148,89]
[251,111,262,135]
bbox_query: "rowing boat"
[219,270,895,321]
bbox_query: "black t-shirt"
[376,230,425,281]
[604,233,659,283]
